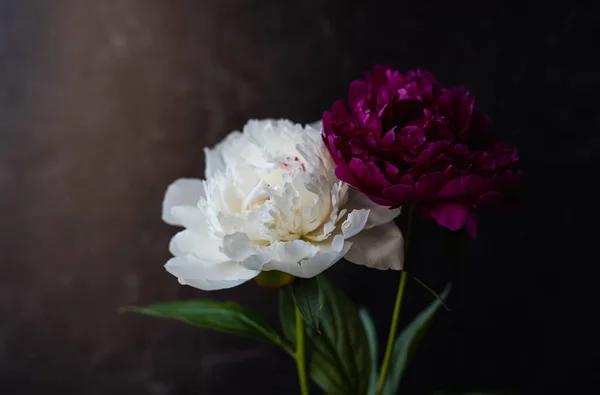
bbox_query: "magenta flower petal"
[367,162,392,188]
[383,184,415,202]
[368,194,398,207]
[437,175,487,203]
[334,161,360,188]
[331,100,350,118]
[349,158,376,187]
[465,210,478,238]
[381,129,396,146]
[415,172,445,201]
[322,65,521,235]
[428,201,471,231]
[349,80,368,109]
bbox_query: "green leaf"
[280,286,346,391]
[406,271,451,311]
[291,277,323,331]
[279,287,296,342]
[315,276,372,394]
[280,276,371,395]
[122,300,285,346]
[382,285,452,395]
[359,309,379,395]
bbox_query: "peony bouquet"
[123,65,520,394]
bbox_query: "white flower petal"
[344,222,404,270]
[168,230,227,261]
[220,233,273,270]
[204,131,245,178]
[266,235,350,278]
[221,233,320,271]
[165,255,259,291]
[170,206,210,235]
[342,209,370,239]
[220,233,266,262]
[346,190,401,229]
[244,119,313,160]
[308,120,322,132]
[162,178,205,226]
[271,239,319,263]
[204,147,225,179]
[366,207,401,229]
[258,240,320,274]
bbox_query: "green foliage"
[281,276,371,394]
[381,285,452,395]
[122,300,287,349]
[291,277,324,331]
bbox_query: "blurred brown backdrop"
[0,1,371,393]
[1,0,597,394]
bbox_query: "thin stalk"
[376,205,418,394]
[295,306,310,395]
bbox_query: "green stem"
[295,306,310,395]
[376,205,418,394]
[376,270,408,393]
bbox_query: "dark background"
[1,0,597,394]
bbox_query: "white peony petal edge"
[203,131,243,178]
[165,254,259,291]
[162,178,205,226]
[309,120,323,132]
[170,206,213,235]
[221,233,350,278]
[221,233,320,270]
[346,190,401,230]
[263,235,351,278]
[344,222,404,270]
[168,230,228,261]
[342,209,370,239]
[220,233,272,269]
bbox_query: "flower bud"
[254,270,295,289]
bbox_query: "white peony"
[162,119,404,291]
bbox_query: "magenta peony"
[322,65,520,236]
